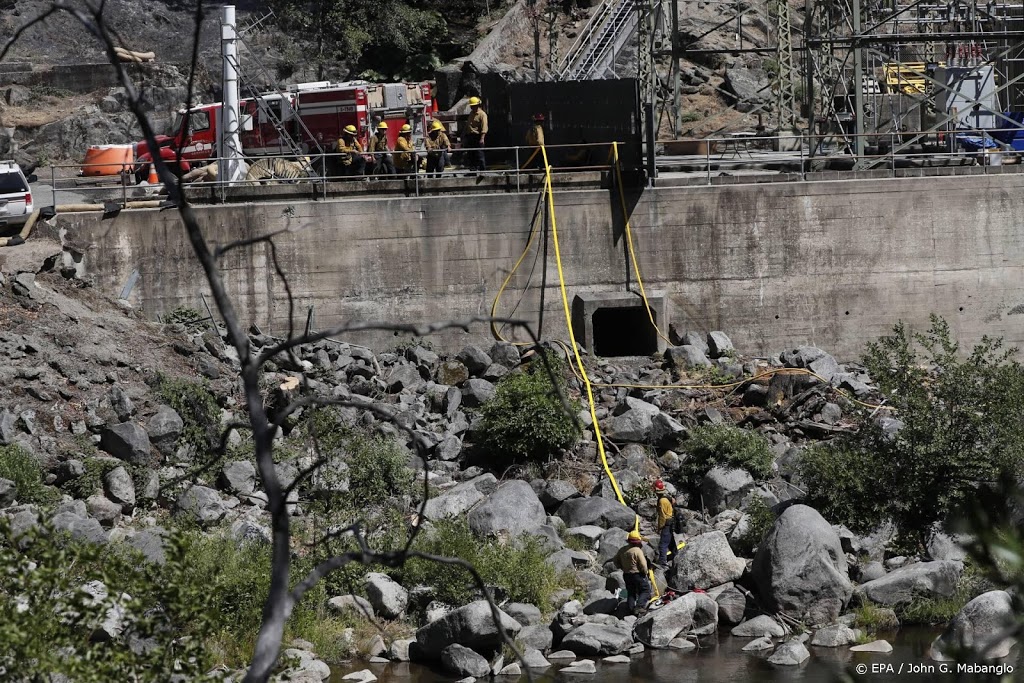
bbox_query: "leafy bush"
[346,433,414,508]
[475,357,581,466]
[156,374,221,454]
[397,520,566,608]
[0,444,59,506]
[800,316,1024,545]
[64,456,120,500]
[682,424,774,480]
[162,306,208,333]
[731,495,776,557]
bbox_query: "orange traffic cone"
[147,165,159,184]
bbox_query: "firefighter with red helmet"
[654,479,674,567]
[337,124,366,176]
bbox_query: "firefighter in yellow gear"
[616,530,652,616]
[425,120,452,177]
[394,123,416,174]
[464,95,488,171]
[369,121,395,175]
[523,112,545,169]
[337,124,366,176]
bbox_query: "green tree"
[270,0,450,81]
[800,316,1024,546]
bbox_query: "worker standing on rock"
[425,120,452,177]
[369,121,395,176]
[616,530,652,616]
[394,123,416,175]
[654,479,674,567]
[337,124,366,177]
[464,96,488,171]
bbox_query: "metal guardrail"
[39,142,626,208]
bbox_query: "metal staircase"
[558,0,639,81]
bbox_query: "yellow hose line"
[541,144,634,524]
[611,142,672,347]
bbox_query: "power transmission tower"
[772,0,798,130]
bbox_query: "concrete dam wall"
[58,173,1024,360]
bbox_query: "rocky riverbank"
[0,238,1017,682]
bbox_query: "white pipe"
[219,5,245,183]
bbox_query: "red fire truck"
[135,80,434,175]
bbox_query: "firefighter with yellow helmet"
[337,124,366,176]
[464,95,488,171]
[425,119,452,177]
[616,530,652,616]
[394,123,416,174]
[369,121,395,175]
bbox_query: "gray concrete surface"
[52,172,1024,358]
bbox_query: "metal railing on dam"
[37,130,1024,208]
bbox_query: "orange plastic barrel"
[82,144,133,176]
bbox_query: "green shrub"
[162,306,208,333]
[0,444,59,506]
[896,563,994,626]
[853,603,901,633]
[475,356,581,466]
[800,316,1024,545]
[731,495,776,557]
[156,374,221,454]
[346,433,414,509]
[397,519,566,608]
[682,424,774,480]
[64,457,120,500]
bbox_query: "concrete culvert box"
[572,293,667,357]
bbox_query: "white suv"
[0,161,33,228]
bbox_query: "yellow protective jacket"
[616,545,648,575]
[657,494,673,530]
[526,124,544,147]
[466,108,488,136]
[395,135,415,170]
[369,133,391,154]
[426,131,451,152]
[337,136,363,165]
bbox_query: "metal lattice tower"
[772,0,798,129]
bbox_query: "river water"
[329,628,1020,682]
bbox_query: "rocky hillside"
[1,233,1012,680]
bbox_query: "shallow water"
[329,628,1021,682]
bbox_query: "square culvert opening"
[592,306,659,357]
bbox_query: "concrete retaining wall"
[57,173,1024,360]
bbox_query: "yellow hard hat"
[468,96,481,106]
[430,120,444,131]
[400,124,412,133]
[627,530,642,543]
[377,121,389,130]
[343,124,357,135]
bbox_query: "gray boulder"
[387,364,422,393]
[86,495,122,527]
[327,595,375,618]
[468,480,545,538]
[220,460,257,496]
[597,528,630,565]
[671,531,746,590]
[856,561,963,606]
[560,621,633,656]
[0,479,15,508]
[51,511,108,545]
[859,561,886,583]
[489,342,521,368]
[767,640,809,666]
[534,479,580,510]
[100,422,153,465]
[505,603,542,627]
[521,648,551,668]
[752,505,852,625]
[457,345,492,375]
[423,474,497,520]
[414,601,522,655]
[546,548,591,573]
[103,466,136,510]
[441,644,490,678]
[175,485,228,527]
[146,406,183,453]
[927,532,969,562]
[516,624,554,651]
[365,573,408,620]
[811,623,859,647]
[665,345,712,370]
[706,331,734,358]
[701,467,755,515]
[605,397,660,442]
[633,592,718,647]
[462,378,496,407]
[715,587,748,626]
[556,497,637,530]
[731,615,787,638]
[930,590,1016,661]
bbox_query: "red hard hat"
[654,480,666,491]
[533,113,545,121]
